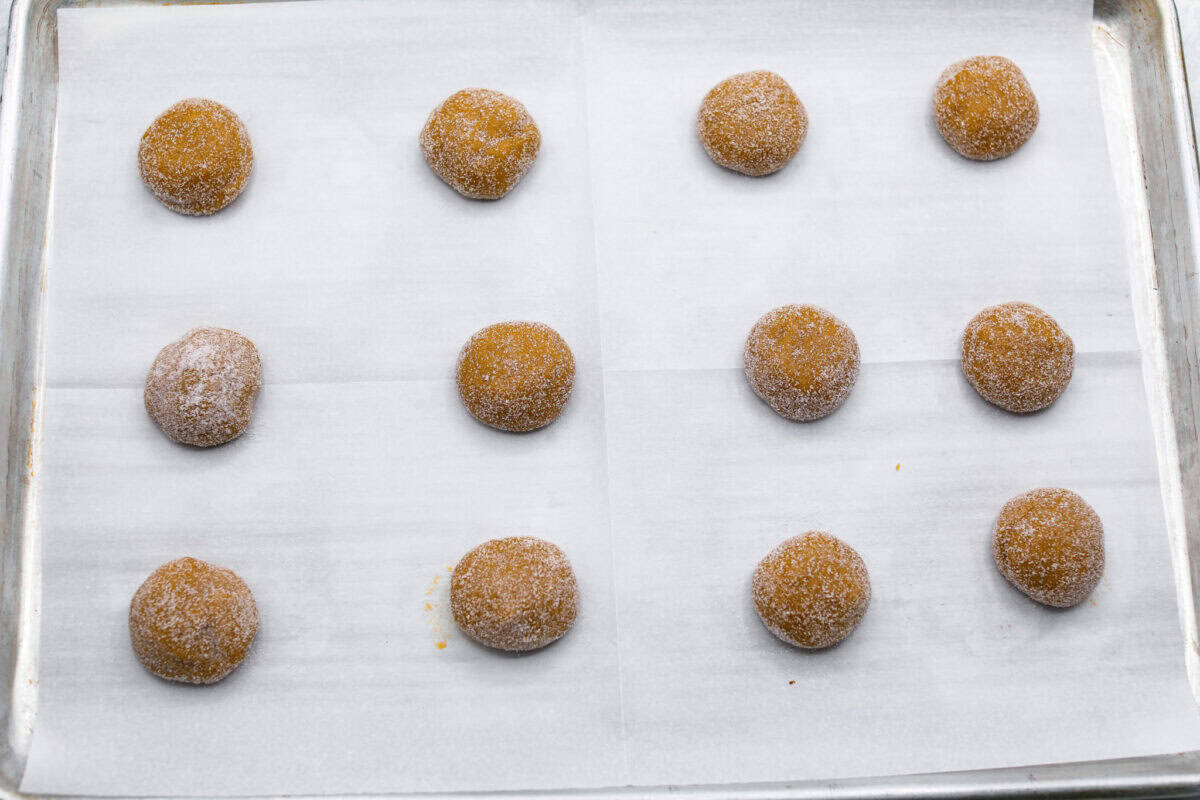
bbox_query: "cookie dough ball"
[456,321,575,432]
[744,304,860,421]
[129,557,258,684]
[138,98,253,215]
[933,56,1038,161]
[450,537,579,651]
[697,70,808,176]
[753,532,871,649]
[145,327,263,447]
[420,89,541,200]
[961,302,1073,413]
[993,488,1104,607]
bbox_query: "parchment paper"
[20,0,1200,794]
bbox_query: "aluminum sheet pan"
[3,0,1200,798]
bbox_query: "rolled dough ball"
[744,304,860,421]
[933,56,1038,160]
[144,327,263,447]
[961,302,1073,413]
[456,321,575,432]
[420,88,541,199]
[138,98,253,215]
[993,488,1104,607]
[450,536,579,651]
[753,532,871,649]
[129,557,258,684]
[697,70,808,176]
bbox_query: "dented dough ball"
[420,88,541,199]
[129,557,258,684]
[697,70,808,176]
[144,327,263,447]
[138,98,253,215]
[933,56,1038,161]
[450,536,579,651]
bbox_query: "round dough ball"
[753,532,871,649]
[961,302,1073,414]
[933,56,1038,161]
[744,304,860,421]
[456,321,575,432]
[697,70,808,176]
[145,327,263,447]
[450,536,579,651]
[993,488,1104,607]
[420,88,541,200]
[129,557,258,684]
[138,98,253,215]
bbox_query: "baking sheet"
[19,0,1200,794]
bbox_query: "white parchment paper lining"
[20,0,1200,794]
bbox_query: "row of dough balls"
[142,301,1072,449]
[140,322,577,447]
[136,55,1036,214]
[746,300,1074,421]
[129,485,1103,684]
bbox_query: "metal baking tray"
[2,0,1200,797]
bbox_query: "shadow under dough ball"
[753,532,871,649]
[993,488,1104,607]
[933,55,1038,161]
[744,303,860,421]
[129,557,258,684]
[450,536,579,652]
[420,88,541,199]
[455,321,575,432]
[697,70,808,176]
[144,327,263,447]
[138,98,253,215]
[961,301,1073,413]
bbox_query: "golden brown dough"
[420,89,541,199]
[129,557,258,684]
[993,488,1104,608]
[753,532,871,649]
[697,70,807,176]
[456,321,574,432]
[744,304,860,421]
[933,56,1038,161]
[450,537,578,651]
[138,98,253,215]
[961,302,1073,413]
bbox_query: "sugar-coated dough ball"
[753,532,870,649]
[456,321,575,432]
[993,488,1104,608]
[933,56,1038,161]
[697,70,808,176]
[961,302,1073,414]
[450,537,579,652]
[420,89,541,200]
[129,557,258,684]
[744,304,860,421]
[145,327,263,447]
[138,98,253,215]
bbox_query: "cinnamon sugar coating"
[450,537,578,652]
[129,557,258,684]
[697,70,807,176]
[420,89,540,199]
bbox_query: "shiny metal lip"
[1,0,1198,797]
